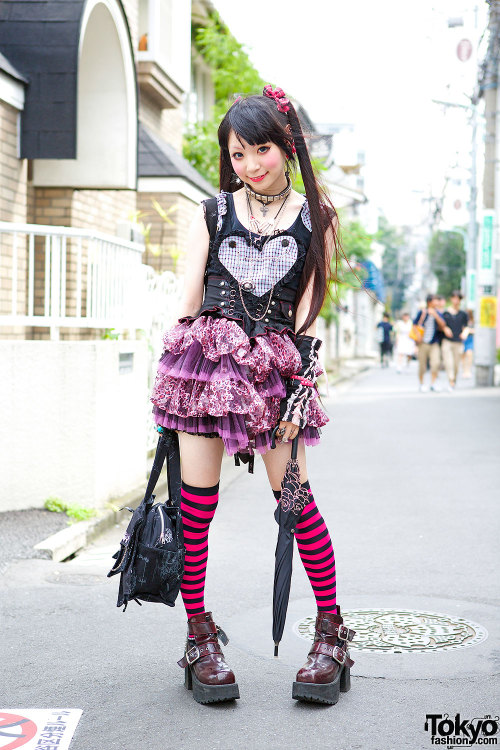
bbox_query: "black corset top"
[182,191,313,338]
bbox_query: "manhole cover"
[293,608,488,653]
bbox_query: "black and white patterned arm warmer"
[279,335,322,428]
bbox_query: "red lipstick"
[249,173,268,182]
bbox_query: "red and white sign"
[0,711,82,750]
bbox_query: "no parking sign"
[0,710,82,750]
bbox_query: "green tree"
[184,14,265,186]
[428,230,465,297]
[327,217,374,306]
[320,218,374,365]
[377,215,406,313]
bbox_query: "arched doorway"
[33,0,137,188]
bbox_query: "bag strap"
[418,311,426,326]
[144,429,182,508]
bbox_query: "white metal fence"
[0,220,185,453]
[0,221,148,339]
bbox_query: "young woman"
[151,86,355,705]
[394,311,415,372]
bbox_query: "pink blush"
[262,152,281,170]
[232,161,245,180]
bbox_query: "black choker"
[244,174,292,205]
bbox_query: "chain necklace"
[236,192,291,322]
[246,191,290,239]
[244,173,292,217]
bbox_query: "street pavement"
[1,361,499,750]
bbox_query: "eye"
[258,146,270,154]
[231,152,243,160]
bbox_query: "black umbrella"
[270,426,313,657]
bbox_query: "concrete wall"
[0,340,149,511]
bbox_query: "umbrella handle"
[271,425,299,459]
[270,424,280,449]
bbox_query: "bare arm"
[177,204,210,318]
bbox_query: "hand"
[444,326,453,339]
[277,420,299,443]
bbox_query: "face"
[402,313,409,321]
[228,130,287,194]
[451,294,461,306]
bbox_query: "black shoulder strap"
[203,196,219,243]
[144,429,181,508]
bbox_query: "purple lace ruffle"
[151,315,328,455]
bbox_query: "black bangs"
[218,95,289,150]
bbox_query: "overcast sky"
[212,0,487,227]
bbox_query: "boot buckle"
[338,624,353,641]
[185,645,200,665]
[332,645,346,665]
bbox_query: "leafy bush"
[44,497,97,522]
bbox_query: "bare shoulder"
[290,189,307,210]
[185,203,210,266]
[192,202,208,229]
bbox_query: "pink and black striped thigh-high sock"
[180,481,219,619]
[273,481,337,614]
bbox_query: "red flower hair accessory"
[263,84,290,113]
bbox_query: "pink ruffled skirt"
[150,315,328,456]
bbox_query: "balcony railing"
[0,221,148,339]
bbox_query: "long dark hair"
[217,92,341,336]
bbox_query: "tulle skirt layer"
[150,315,329,456]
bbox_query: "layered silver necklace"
[246,191,290,240]
[243,173,292,218]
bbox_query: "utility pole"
[476,0,500,387]
[467,102,478,309]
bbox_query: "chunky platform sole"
[292,665,351,705]
[185,665,240,704]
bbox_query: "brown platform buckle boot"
[292,606,356,705]
[177,612,240,704]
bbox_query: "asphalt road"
[1,362,499,750]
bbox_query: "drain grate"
[293,608,488,653]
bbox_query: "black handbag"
[107,428,185,611]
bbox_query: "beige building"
[0,0,215,510]
[0,0,214,340]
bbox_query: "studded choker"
[244,174,292,205]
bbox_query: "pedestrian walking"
[461,310,474,378]
[436,294,446,315]
[376,312,393,368]
[150,86,355,706]
[442,290,469,391]
[394,311,415,372]
[414,294,451,392]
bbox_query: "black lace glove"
[279,335,322,428]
